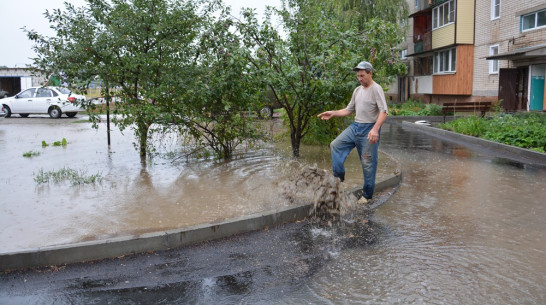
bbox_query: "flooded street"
[0,116,392,252]
[296,123,546,304]
[1,117,545,304]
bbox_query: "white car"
[1,86,86,118]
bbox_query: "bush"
[440,115,486,137]
[482,113,546,153]
[440,112,546,153]
[390,99,443,116]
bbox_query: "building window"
[433,0,455,30]
[522,9,546,31]
[491,0,500,20]
[415,56,433,76]
[433,48,456,74]
[489,45,499,74]
[401,49,408,60]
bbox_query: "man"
[317,61,388,204]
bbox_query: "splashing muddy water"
[0,117,394,252]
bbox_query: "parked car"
[0,105,6,118]
[1,86,86,118]
[0,90,9,99]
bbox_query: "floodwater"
[296,123,546,304]
[1,117,546,304]
[0,116,393,252]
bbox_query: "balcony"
[413,31,432,54]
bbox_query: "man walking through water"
[317,61,388,204]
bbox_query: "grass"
[34,167,103,185]
[23,151,41,158]
[440,112,546,153]
[389,99,443,116]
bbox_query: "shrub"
[440,116,486,137]
[390,99,442,116]
[482,113,546,153]
[440,112,546,153]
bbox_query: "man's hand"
[368,129,379,144]
[317,111,334,120]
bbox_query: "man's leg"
[354,124,380,199]
[330,124,356,182]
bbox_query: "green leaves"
[26,0,409,160]
[390,99,443,116]
[237,0,407,156]
[441,113,546,153]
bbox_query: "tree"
[173,8,266,160]
[237,0,406,157]
[26,0,212,160]
[324,0,409,31]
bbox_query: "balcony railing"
[413,31,432,54]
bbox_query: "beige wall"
[432,24,456,49]
[456,0,475,44]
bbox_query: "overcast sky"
[0,0,280,68]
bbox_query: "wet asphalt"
[0,202,388,304]
[0,115,396,304]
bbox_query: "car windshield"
[56,87,72,95]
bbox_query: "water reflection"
[299,122,546,304]
[0,119,394,252]
[2,121,545,304]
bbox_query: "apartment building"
[401,0,546,111]
[481,0,546,111]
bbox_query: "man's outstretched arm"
[317,109,352,120]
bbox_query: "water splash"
[280,161,359,223]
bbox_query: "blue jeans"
[330,122,379,199]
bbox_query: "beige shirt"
[346,82,388,123]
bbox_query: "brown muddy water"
[298,123,546,304]
[0,116,393,252]
[1,117,545,304]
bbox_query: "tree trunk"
[291,128,301,158]
[137,121,150,161]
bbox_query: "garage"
[0,68,46,98]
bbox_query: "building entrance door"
[530,64,545,111]
[499,68,518,111]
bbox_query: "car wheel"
[49,106,62,119]
[65,112,77,118]
[3,105,11,118]
[259,106,273,119]
[20,113,30,118]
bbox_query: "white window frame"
[491,0,500,20]
[433,47,457,74]
[489,45,499,74]
[401,49,408,60]
[521,9,546,32]
[432,0,456,30]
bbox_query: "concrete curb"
[0,156,402,271]
[401,121,546,166]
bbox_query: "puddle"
[0,117,395,252]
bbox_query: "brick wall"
[473,0,546,97]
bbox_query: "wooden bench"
[442,101,492,123]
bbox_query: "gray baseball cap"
[353,61,374,72]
